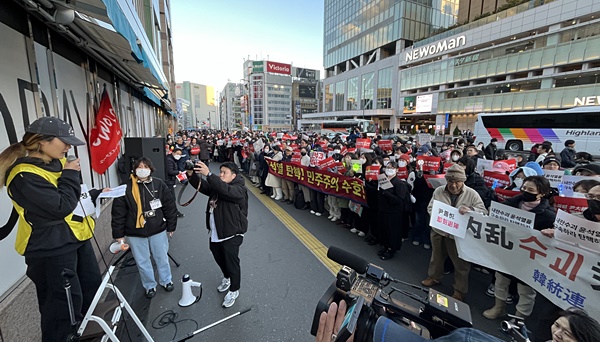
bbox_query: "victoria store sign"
[267,61,291,75]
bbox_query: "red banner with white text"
[266,158,367,206]
[90,90,122,174]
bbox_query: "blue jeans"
[127,231,172,291]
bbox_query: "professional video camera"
[310,246,473,341]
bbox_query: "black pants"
[310,190,325,214]
[26,240,102,342]
[209,235,243,291]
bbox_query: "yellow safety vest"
[6,161,95,255]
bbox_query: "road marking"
[246,183,340,275]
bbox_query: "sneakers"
[331,217,337,222]
[145,288,156,299]
[486,284,495,297]
[423,243,431,250]
[222,290,239,308]
[217,278,231,293]
[350,228,359,234]
[315,212,322,217]
[310,210,316,215]
[358,232,366,237]
[421,277,440,287]
[163,282,174,292]
[412,241,420,246]
[327,215,333,219]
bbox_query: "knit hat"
[542,156,561,167]
[445,164,467,182]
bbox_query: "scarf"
[131,174,145,228]
[519,200,540,212]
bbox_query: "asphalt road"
[109,163,514,342]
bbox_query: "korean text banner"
[455,213,599,318]
[266,159,367,206]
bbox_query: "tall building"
[458,0,509,24]
[219,82,246,131]
[175,82,217,129]
[308,0,460,130]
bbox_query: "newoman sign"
[405,35,467,62]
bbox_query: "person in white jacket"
[265,145,284,200]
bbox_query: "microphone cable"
[151,310,199,341]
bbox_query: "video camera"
[184,160,196,171]
[310,247,473,341]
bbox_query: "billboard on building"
[416,94,433,113]
[252,61,264,73]
[298,84,316,98]
[403,96,416,114]
[266,61,291,75]
[295,68,317,80]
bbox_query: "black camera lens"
[184,160,196,171]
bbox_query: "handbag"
[190,147,200,155]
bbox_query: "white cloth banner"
[455,213,600,318]
[489,201,536,229]
[429,200,470,238]
[554,209,600,254]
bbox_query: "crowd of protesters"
[163,127,599,342]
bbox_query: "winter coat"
[502,195,556,231]
[265,151,283,187]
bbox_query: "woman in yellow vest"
[0,117,102,341]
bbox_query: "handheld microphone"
[66,155,83,184]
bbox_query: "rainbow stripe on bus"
[486,128,562,144]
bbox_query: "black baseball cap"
[26,117,85,146]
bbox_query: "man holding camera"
[166,148,185,217]
[187,161,248,307]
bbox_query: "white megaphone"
[179,274,202,307]
[109,241,129,254]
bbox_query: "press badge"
[149,198,162,210]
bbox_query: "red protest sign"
[317,157,336,170]
[396,166,408,179]
[417,155,441,172]
[365,165,380,181]
[378,140,392,151]
[424,174,446,188]
[356,138,371,150]
[494,188,519,202]
[310,151,326,166]
[553,196,588,215]
[493,159,517,172]
[291,152,301,165]
[483,170,511,188]
[443,162,454,173]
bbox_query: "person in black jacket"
[0,117,103,342]
[483,176,556,321]
[458,156,495,208]
[377,161,410,260]
[484,138,498,160]
[166,148,185,217]
[111,157,178,299]
[187,161,248,308]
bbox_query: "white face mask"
[385,169,396,176]
[136,168,151,179]
[451,155,460,162]
[398,161,407,168]
[173,154,182,160]
[334,150,341,154]
[514,178,524,189]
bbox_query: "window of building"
[347,76,359,110]
[325,84,333,112]
[377,67,393,109]
[335,81,345,111]
[361,72,374,109]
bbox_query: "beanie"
[445,164,467,182]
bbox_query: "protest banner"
[429,200,470,238]
[377,174,393,190]
[493,159,517,172]
[416,133,431,145]
[378,140,392,151]
[489,201,536,229]
[554,210,600,254]
[317,157,336,170]
[310,151,326,166]
[265,159,367,206]
[365,165,380,181]
[476,159,494,175]
[553,196,588,215]
[455,214,599,318]
[560,175,597,197]
[417,155,441,172]
[543,169,565,188]
[483,170,511,189]
[494,188,519,202]
[253,139,264,152]
[396,166,408,180]
[356,138,371,150]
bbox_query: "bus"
[473,106,600,155]
[321,119,377,137]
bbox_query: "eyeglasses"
[584,193,600,200]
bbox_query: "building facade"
[399,0,600,133]
[313,0,460,130]
[219,82,246,131]
[175,81,217,129]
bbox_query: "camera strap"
[177,176,202,207]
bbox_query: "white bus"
[473,106,600,155]
[320,119,377,137]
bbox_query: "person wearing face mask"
[112,157,178,300]
[506,166,539,191]
[257,145,272,196]
[484,138,498,160]
[483,176,556,321]
[450,150,462,164]
[265,145,284,200]
[166,148,185,217]
[376,161,411,260]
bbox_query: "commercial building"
[175,81,217,129]
[399,0,600,133]
[243,60,320,131]
[219,82,246,131]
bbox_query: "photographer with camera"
[111,157,178,299]
[166,147,185,218]
[186,161,248,308]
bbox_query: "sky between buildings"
[171,0,325,93]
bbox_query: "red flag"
[90,90,122,174]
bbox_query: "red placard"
[317,157,336,170]
[423,174,446,188]
[310,151,326,166]
[494,188,519,202]
[553,196,588,215]
[483,170,511,188]
[365,165,381,181]
[443,162,454,173]
[417,155,441,172]
[493,159,517,172]
[378,140,392,151]
[291,152,301,165]
[396,167,408,179]
[356,138,371,150]
[347,148,357,154]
